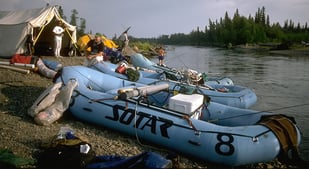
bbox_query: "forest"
[61,6,309,48]
[138,7,309,48]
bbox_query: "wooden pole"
[0,65,30,74]
[65,28,82,56]
[0,61,35,69]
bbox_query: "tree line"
[58,6,309,48]
[147,7,309,47]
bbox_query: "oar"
[153,65,217,91]
[89,83,169,103]
[0,61,35,69]
[117,26,131,39]
[117,83,169,100]
[0,65,30,74]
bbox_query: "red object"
[115,64,126,74]
[10,54,32,64]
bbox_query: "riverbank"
[269,47,309,56]
[232,43,309,56]
[0,55,297,168]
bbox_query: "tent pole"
[33,24,47,46]
[65,28,81,56]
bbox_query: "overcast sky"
[1,0,308,38]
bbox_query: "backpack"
[126,68,140,82]
[37,132,96,168]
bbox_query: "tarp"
[0,6,76,58]
[77,34,118,52]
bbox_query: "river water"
[153,45,309,161]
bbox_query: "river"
[152,45,309,161]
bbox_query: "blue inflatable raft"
[55,66,302,166]
[90,62,257,108]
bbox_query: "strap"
[258,114,301,163]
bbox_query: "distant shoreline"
[232,44,309,56]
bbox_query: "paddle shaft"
[118,83,169,100]
[0,61,35,69]
[0,65,30,74]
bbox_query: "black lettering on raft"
[106,105,173,138]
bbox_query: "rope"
[131,97,178,155]
[183,115,199,134]
[261,103,309,112]
[206,103,309,123]
[133,101,143,146]
[64,28,81,56]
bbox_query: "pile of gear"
[36,126,175,168]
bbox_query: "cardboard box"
[168,93,204,115]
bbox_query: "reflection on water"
[161,45,309,161]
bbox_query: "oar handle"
[117,83,169,100]
[118,90,140,100]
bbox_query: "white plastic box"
[168,93,204,116]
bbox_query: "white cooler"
[168,93,204,119]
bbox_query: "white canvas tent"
[0,6,76,58]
